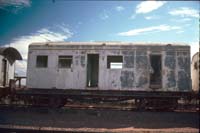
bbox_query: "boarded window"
[58,56,72,68]
[107,56,123,69]
[36,56,48,68]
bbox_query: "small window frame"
[107,55,123,69]
[58,56,73,68]
[36,55,48,68]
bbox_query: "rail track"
[0,105,199,133]
[0,125,96,133]
[1,124,198,133]
[0,99,199,113]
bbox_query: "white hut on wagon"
[27,42,191,92]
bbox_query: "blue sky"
[0,0,199,76]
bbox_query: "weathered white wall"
[0,55,4,86]
[0,55,15,86]
[27,43,191,91]
[27,50,86,89]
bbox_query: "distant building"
[0,47,22,87]
[27,42,191,91]
[191,52,199,92]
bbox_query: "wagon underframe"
[13,88,198,109]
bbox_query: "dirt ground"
[0,107,199,132]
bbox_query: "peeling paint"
[177,51,189,56]
[166,71,176,88]
[136,74,148,88]
[120,71,134,88]
[178,57,190,71]
[111,80,117,88]
[122,51,135,68]
[124,55,134,68]
[80,56,85,67]
[75,56,79,66]
[136,50,147,56]
[165,56,175,69]
[136,56,148,69]
[178,71,190,91]
[166,51,175,56]
[122,51,134,55]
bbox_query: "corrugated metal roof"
[0,47,22,64]
[192,52,199,61]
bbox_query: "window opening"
[107,56,123,69]
[87,54,99,87]
[150,55,162,89]
[36,56,48,68]
[58,56,72,68]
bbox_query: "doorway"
[2,59,7,86]
[87,54,99,87]
[150,55,162,89]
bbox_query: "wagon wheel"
[49,96,65,108]
[135,99,146,110]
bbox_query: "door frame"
[149,54,162,89]
[86,54,99,88]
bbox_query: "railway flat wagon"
[19,42,195,108]
[27,42,191,92]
